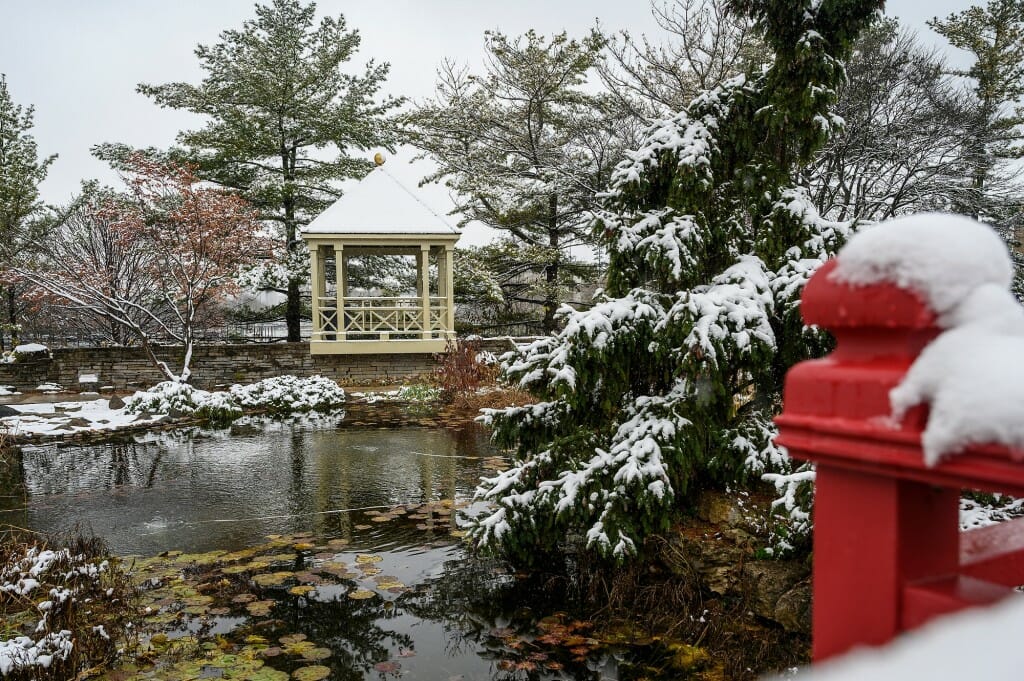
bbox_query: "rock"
[167,407,186,419]
[0,405,20,417]
[108,395,126,410]
[133,411,155,422]
[66,417,92,428]
[661,533,748,595]
[774,580,812,634]
[742,561,809,622]
[696,493,743,526]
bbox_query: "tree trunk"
[286,275,301,342]
[7,288,18,348]
[283,144,302,343]
[543,194,560,335]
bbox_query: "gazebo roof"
[303,167,458,236]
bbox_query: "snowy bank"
[831,213,1024,464]
[0,375,346,440]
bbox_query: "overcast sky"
[1,0,974,245]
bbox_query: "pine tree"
[929,0,1024,297]
[471,0,881,565]
[0,74,56,351]
[403,30,627,334]
[98,0,401,341]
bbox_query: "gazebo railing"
[314,296,449,341]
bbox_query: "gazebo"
[301,164,460,354]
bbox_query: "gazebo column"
[309,246,322,341]
[419,244,431,340]
[444,245,455,340]
[333,243,346,340]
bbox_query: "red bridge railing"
[775,259,1024,661]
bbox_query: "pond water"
[0,410,667,680]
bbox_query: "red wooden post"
[776,259,1024,662]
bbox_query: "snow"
[0,631,73,676]
[831,212,1013,319]
[890,319,1024,465]
[303,167,459,235]
[0,398,163,437]
[826,213,1024,464]
[775,595,1024,680]
[126,375,345,418]
[1,376,346,438]
[13,343,48,354]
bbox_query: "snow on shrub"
[125,376,345,423]
[123,381,241,423]
[0,540,128,679]
[230,375,346,412]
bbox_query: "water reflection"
[1,415,495,556]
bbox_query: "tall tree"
[929,0,1024,296]
[929,0,1024,218]
[403,30,625,334]
[471,0,881,565]
[0,75,56,351]
[98,0,401,341]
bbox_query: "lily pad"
[355,554,382,564]
[253,571,293,587]
[347,589,376,600]
[301,647,332,662]
[246,600,276,616]
[292,666,331,681]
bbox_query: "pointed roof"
[303,167,458,235]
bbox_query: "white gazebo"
[301,165,460,354]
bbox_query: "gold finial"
[374,152,385,166]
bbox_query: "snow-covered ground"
[1,398,164,437]
[0,375,349,439]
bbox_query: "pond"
[0,410,672,680]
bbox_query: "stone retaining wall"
[0,339,516,391]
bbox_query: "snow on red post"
[775,213,1024,662]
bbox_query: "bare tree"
[805,20,988,222]
[598,0,765,124]
[17,158,270,381]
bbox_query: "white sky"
[0,0,975,246]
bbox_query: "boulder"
[0,405,20,417]
[742,560,809,623]
[108,395,126,410]
[774,580,812,634]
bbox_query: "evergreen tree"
[0,74,56,351]
[929,0,1024,297]
[471,0,881,565]
[403,30,626,333]
[98,0,401,341]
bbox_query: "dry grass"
[573,535,809,680]
[0,529,136,680]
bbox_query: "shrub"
[434,338,499,404]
